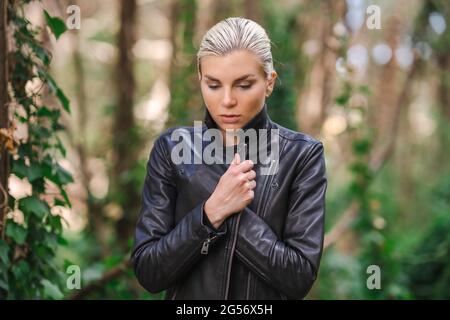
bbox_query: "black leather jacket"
[132,105,327,300]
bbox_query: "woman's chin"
[220,124,242,132]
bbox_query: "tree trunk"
[437,54,450,122]
[435,52,450,170]
[70,18,111,257]
[370,1,410,148]
[113,0,139,249]
[0,0,9,238]
[167,0,200,127]
[296,1,345,135]
[195,0,218,44]
[212,0,232,24]
[244,0,262,24]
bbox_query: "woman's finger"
[246,170,256,180]
[232,153,241,165]
[245,180,256,190]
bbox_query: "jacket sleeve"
[131,135,227,294]
[235,141,327,299]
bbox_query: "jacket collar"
[203,103,270,132]
[203,103,273,162]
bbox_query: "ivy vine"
[334,32,390,298]
[0,0,72,299]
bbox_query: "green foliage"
[405,173,450,299]
[335,82,352,106]
[262,0,305,130]
[38,70,71,112]
[0,1,72,299]
[167,0,200,127]
[316,249,366,299]
[5,222,27,245]
[326,38,398,298]
[55,230,160,300]
[43,10,67,40]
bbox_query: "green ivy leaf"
[34,126,52,139]
[52,122,66,132]
[54,198,67,207]
[12,160,28,179]
[41,279,64,300]
[12,260,30,281]
[349,162,367,175]
[56,89,70,113]
[60,188,72,208]
[37,106,54,118]
[63,259,77,271]
[55,136,66,157]
[20,195,50,219]
[42,232,58,249]
[35,244,53,260]
[28,162,44,182]
[43,10,67,40]
[57,235,68,246]
[0,279,9,291]
[335,93,350,106]
[55,163,73,185]
[335,82,352,106]
[352,139,371,155]
[38,69,71,113]
[48,215,62,233]
[6,222,28,245]
[29,40,51,66]
[0,239,10,265]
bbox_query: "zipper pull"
[201,235,217,255]
[201,238,211,255]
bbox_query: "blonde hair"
[197,17,274,79]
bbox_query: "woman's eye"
[208,85,220,90]
[238,84,252,90]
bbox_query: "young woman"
[132,17,327,300]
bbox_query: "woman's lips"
[221,115,241,124]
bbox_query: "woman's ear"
[266,71,277,97]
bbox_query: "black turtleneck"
[203,103,271,162]
[203,103,269,132]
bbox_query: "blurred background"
[0,0,449,299]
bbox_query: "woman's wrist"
[204,198,226,229]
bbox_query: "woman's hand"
[204,153,256,229]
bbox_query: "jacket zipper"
[201,234,218,255]
[244,147,281,299]
[244,172,271,300]
[224,140,279,300]
[223,211,242,299]
[223,142,247,299]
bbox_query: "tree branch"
[0,0,9,238]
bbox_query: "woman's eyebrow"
[204,74,256,82]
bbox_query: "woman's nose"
[221,89,237,108]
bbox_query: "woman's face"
[199,50,277,136]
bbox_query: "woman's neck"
[222,129,241,147]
